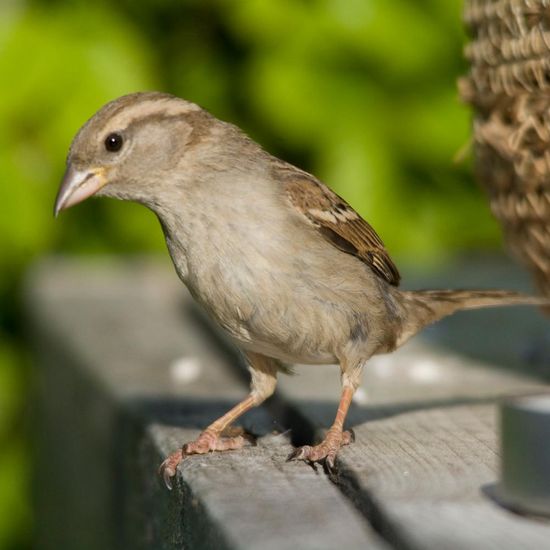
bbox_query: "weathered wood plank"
[338,403,550,550]
[28,256,550,549]
[26,258,386,550]
[273,296,550,548]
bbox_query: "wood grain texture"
[26,257,550,550]
[275,308,550,549]
[26,257,384,550]
[341,404,550,550]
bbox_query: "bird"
[54,91,547,489]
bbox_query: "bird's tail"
[397,289,548,347]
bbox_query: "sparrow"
[54,92,547,488]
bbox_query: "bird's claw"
[286,429,354,473]
[158,449,184,490]
[325,453,336,473]
[286,445,311,462]
[158,428,256,489]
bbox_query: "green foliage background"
[0,0,500,546]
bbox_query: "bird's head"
[54,92,213,216]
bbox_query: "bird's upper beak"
[54,165,108,217]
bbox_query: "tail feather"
[397,289,548,347]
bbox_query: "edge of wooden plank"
[25,257,387,550]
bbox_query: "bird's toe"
[158,449,184,490]
[286,445,312,462]
[159,429,256,489]
[286,429,354,470]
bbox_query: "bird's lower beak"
[54,165,108,217]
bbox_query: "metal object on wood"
[495,395,550,517]
[461,0,550,297]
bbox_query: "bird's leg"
[159,352,278,488]
[287,384,356,470]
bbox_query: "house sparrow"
[54,92,547,488]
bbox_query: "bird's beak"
[54,165,108,217]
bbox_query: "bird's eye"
[104,133,123,152]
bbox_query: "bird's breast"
[158,198,386,364]
[179,245,367,364]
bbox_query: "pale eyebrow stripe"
[104,98,201,134]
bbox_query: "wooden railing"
[26,257,550,549]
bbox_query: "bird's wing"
[280,168,401,286]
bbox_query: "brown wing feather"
[279,167,400,286]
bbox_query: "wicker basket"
[461,0,550,296]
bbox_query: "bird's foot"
[159,427,255,489]
[286,428,354,472]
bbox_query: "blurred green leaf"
[0,1,505,546]
[0,3,158,278]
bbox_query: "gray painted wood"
[192,254,550,548]
[274,290,550,548]
[26,257,385,550]
[26,256,550,550]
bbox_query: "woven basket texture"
[461,0,550,296]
